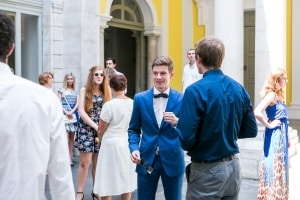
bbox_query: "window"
[0,10,41,82]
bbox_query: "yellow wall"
[168,0,182,90]
[100,0,107,13]
[153,0,162,25]
[286,0,292,106]
[193,1,206,45]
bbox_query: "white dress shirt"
[153,87,170,127]
[0,63,75,199]
[182,63,202,93]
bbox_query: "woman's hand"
[66,112,74,119]
[268,119,281,129]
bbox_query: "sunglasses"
[94,73,104,77]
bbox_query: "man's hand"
[131,150,141,164]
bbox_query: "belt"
[192,154,238,164]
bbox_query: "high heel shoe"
[76,192,84,200]
[91,191,98,200]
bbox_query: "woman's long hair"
[84,65,111,115]
[260,68,286,103]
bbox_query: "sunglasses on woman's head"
[94,73,104,77]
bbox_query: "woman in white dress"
[94,74,137,200]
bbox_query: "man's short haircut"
[0,12,15,60]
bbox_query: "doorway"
[244,11,255,104]
[104,27,137,98]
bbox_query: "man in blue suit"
[128,56,185,200]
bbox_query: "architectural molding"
[0,0,43,11]
[144,25,162,36]
[99,14,112,30]
[194,0,214,36]
[51,1,64,13]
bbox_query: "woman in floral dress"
[254,68,289,200]
[75,66,111,200]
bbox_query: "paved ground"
[46,145,300,200]
[69,154,259,200]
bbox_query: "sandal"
[76,192,84,200]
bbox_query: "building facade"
[0,0,299,177]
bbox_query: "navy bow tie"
[154,93,169,98]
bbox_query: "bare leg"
[101,196,112,200]
[76,152,92,200]
[121,192,132,200]
[68,132,75,164]
[91,153,99,185]
[91,153,100,199]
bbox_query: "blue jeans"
[186,157,241,200]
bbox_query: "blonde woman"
[76,66,111,200]
[254,68,289,200]
[57,73,79,166]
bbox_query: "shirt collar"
[0,62,12,74]
[153,87,170,95]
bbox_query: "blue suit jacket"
[128,88,185,177]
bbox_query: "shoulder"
[57,87,65,94]
[79,87,86,93]
[170,88,183,99]
[133,89,151,99]
[265,92,276,100]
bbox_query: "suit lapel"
[145,88,159,128]
[160,89,178,129]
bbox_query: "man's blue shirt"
[177,69,257,162]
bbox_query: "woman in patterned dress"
[76,66,111,200]
[254,68,289,200]
[58,73,79,166]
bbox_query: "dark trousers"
[137,156,183,200]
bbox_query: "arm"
[78,87,98,131]
[47,93,75,199]
[69,93,79,115]
[177,89,201,150]
[238,105,258,138]
[254,92,281,129]
[97,119,109,146]
[128,96,142,163]
[57,90,69,115]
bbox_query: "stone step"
[238,126,299,179]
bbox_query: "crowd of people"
[1,11,291,200]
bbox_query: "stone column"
[289,0,300,119]
[255,0,285,106]
[42,0,64,91]
[99,15,112,66]
[145,35,158,88]
[132,31,142,92]
[214,0,243,84]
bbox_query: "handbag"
[62,92,77,124]
[64,114,77,124]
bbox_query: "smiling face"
[152,65,174,92]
